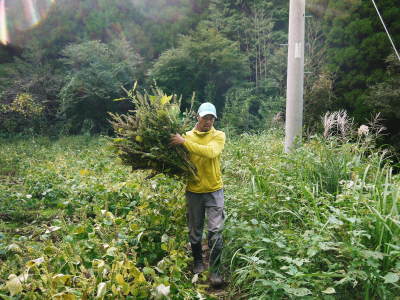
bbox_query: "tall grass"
[222,127,400,299]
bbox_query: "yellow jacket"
[183,127,225,193]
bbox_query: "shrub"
[0,93,45,134]
[221,87,284,133]
[59,39,142,134]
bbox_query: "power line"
[371,0,400,62]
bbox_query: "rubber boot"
[209,238,223,288]
[191,243,205,274]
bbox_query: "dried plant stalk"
[322,110,353,140]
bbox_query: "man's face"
[197,114,215,132]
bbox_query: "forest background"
[0,0,399,151]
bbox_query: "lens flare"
[0,0,9,45]
[24,0,40,28]
[18,0,55,30]
[1,0,56,45]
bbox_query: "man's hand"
[170,133,185,145]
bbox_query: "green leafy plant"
[109,84,197,179]
[222,127,400,299]
[0,135,213,299]
[1,126,399,299]
[59,39,142,134]
[0,93,45,134]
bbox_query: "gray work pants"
[186,189,225,251]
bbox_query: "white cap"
[197,102,217,118]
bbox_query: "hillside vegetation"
[0,129,399,299]
[1,0,399,150]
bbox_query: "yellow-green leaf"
[142,267,155,278]
[92,259,105,269]
[6,243,21,253]
[105,211,115,219]
[135,136,143,143]
[26,257,45,268]
[73,226,86,235]
[160,95,172,105]
[111,284,118,295]
[115,273,125,285]
[52,274,73,284]
[113,97,128,102]
[113,138,125,143]
[53,292,76,300]
[106,247,117,257]
[136,272,146,283]
[79,169,89,176]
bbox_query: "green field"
[0,131,399,299]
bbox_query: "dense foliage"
[1,0,398,146]
[59,39,142,134]
[365,54,400,151]
[0,136,198,299]
[0,128,399,298]
[224,131,400,299]
[320,0,400,147]
[149,26,249,112]
[109,86,196,178]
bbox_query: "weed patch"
[0,132,398,298]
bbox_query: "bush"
[59,39,143,134]
[0,93,45,134]
[221,87,284,133]
[0,41,64,135]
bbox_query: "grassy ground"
[223,130,400,299]
[0,131,399,299]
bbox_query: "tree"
[0,40,64,135]
[323,0,400,122]
[0,93,45,134]
[59,39,142,134]
[203,0,288,96]
[197,0,288,130]
[221,86,284,132]
[149,26,249,113]
[365,54,400,151]
[303,17,335,131]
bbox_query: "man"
[170,102,225,288]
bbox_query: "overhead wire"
[371,0,400,62]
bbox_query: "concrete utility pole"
[285,0,305,153]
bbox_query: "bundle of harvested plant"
[109,85,197,179]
